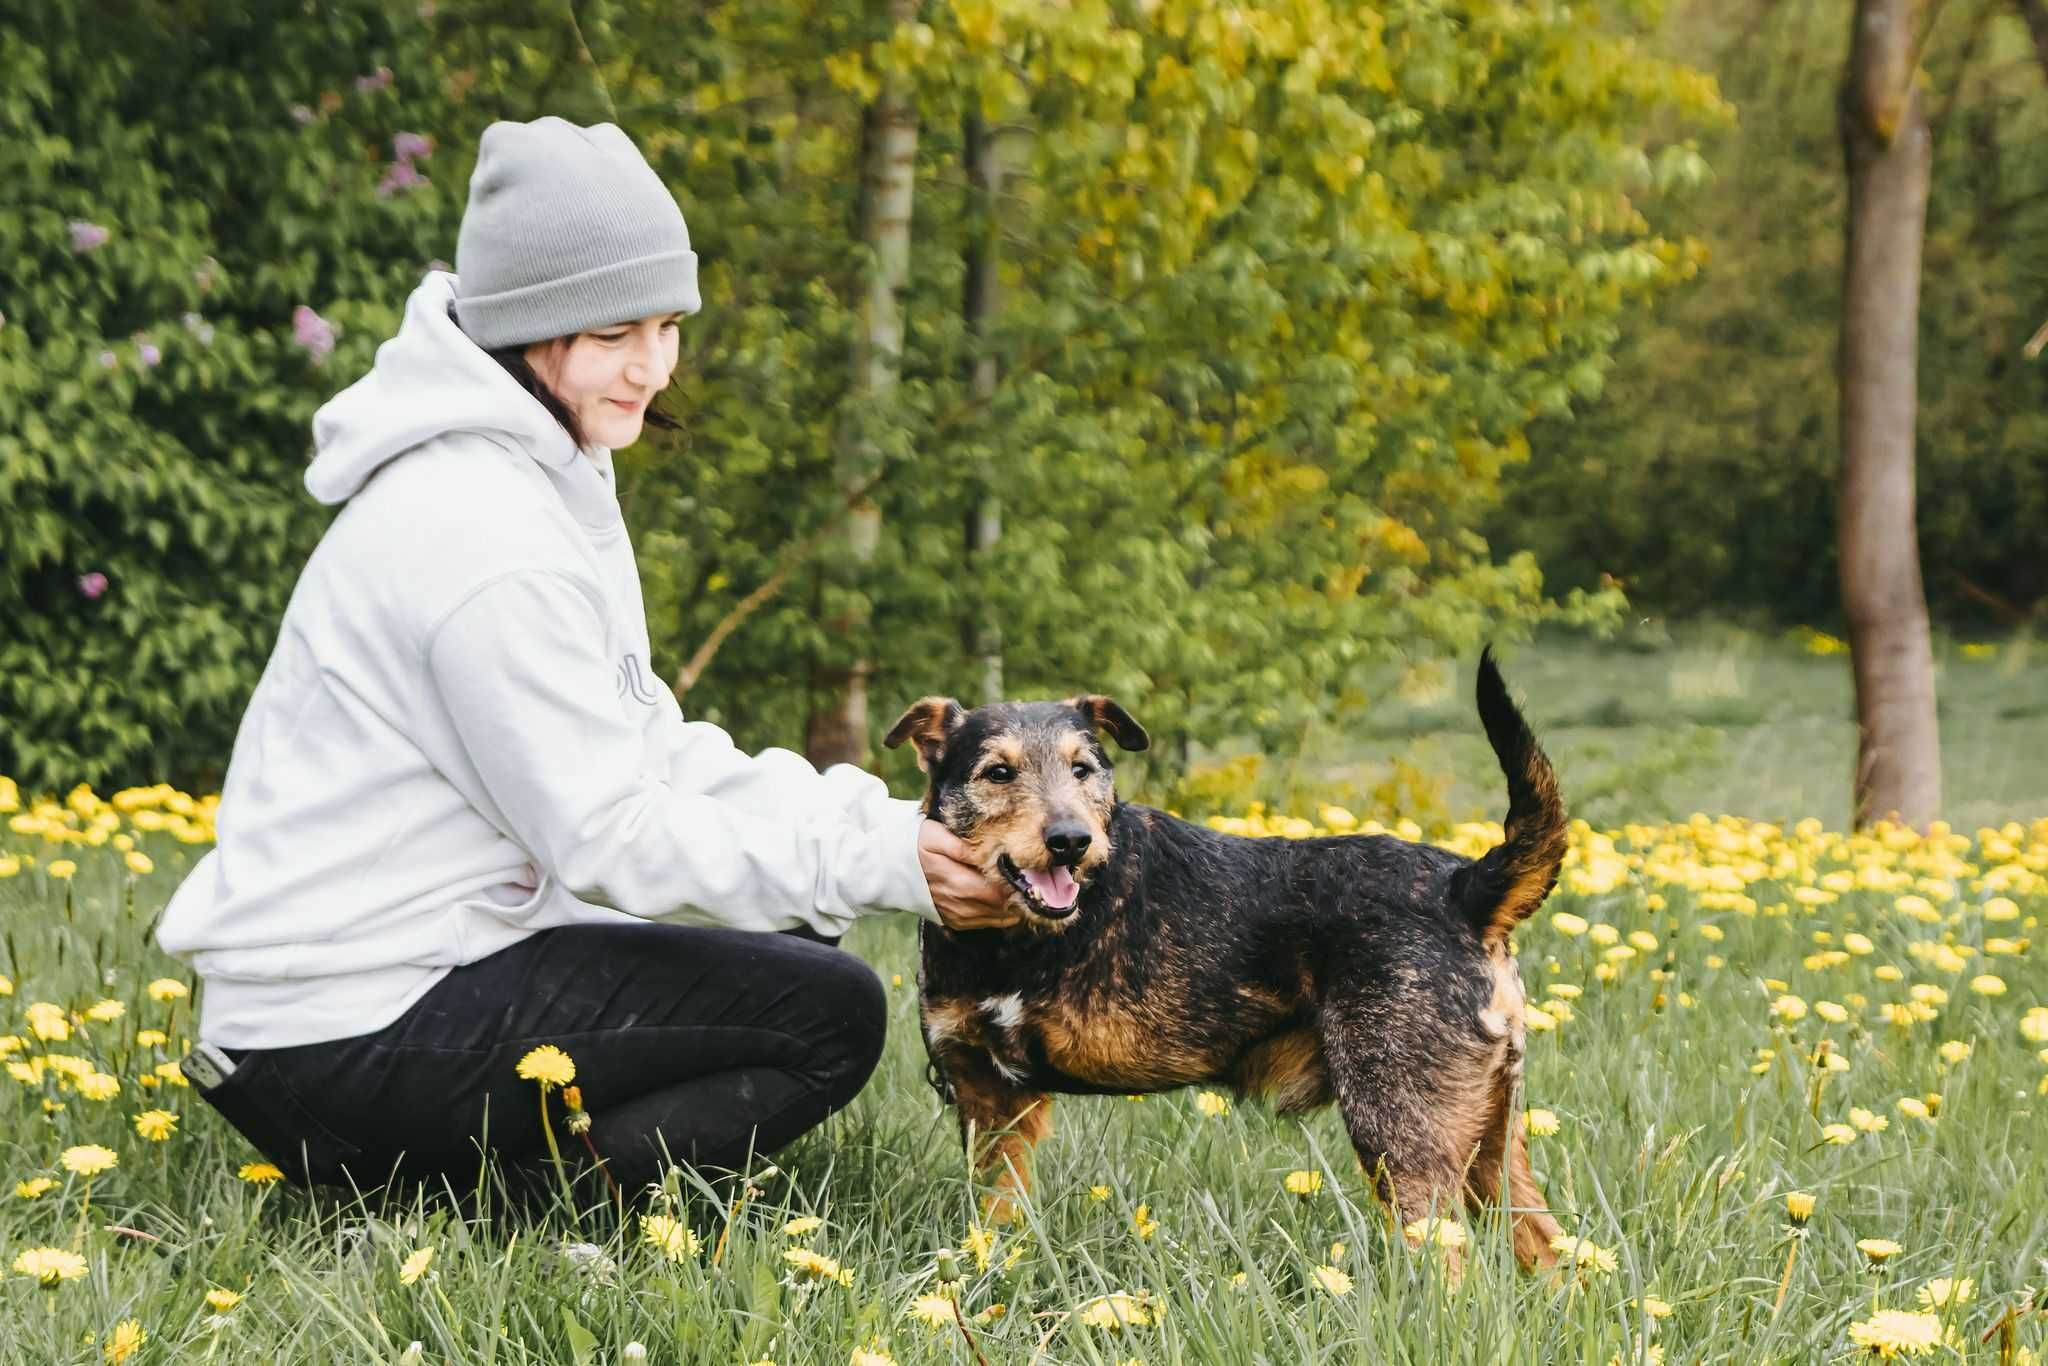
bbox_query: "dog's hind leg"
[1316,993,1495,1279]
[1464,1079,1565,1272]
[941,1050,1053,1225]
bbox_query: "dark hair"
[485,339,680,450]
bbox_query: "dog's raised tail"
[1456,647,1568,950]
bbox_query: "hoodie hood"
[307,271,593,506]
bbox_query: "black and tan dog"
[883,649,1569,1273]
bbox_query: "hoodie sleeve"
[424,570,933,936]
[652,697,940,923]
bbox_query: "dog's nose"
[1044,821,1092,866]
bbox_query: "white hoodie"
[155,272,936,1049]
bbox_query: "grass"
[2,633,2045,1363]
[1261,622,2048,835]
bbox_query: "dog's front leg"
[942,1050,1053,1226]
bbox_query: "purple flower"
[68,221,110,253]
[78,573,109,600]
[292,304,337,363]
[289,102,316,126]
[138,341,162,368]
[97,350,117,369]
[375,159,429,197]
[355,66,394,94]
[392,131,433,163]
[182,312,216,345]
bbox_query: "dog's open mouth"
[997,854,1081,918]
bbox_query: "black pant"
[203,922,887,1198]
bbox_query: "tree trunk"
[963,110,1005,704]
[1838,0,1941,828]
[804,0,919,768]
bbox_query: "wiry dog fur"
[884,649,1570,1274]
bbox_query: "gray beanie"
[454,116,701,350]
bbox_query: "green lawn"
[2,634,2044,1362]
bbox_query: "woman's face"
[525,312,683,450]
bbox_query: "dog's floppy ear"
[883,696,967,772]
[1066,694,1150,752]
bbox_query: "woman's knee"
[807,950,886,1109]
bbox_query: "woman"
[156,117,1014,1199]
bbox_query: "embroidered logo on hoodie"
[616,652,661,706]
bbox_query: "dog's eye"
[980,764,1015,784]
[1071,762,1093,780]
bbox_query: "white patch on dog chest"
[981,993,1026,1029]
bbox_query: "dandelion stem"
[711,1186,752,1268]
[949,1289,992,1366]
[1770,1236,1800,1317]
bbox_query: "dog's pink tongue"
[1024,865,1080,910]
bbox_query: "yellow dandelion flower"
[237,1161,284,1185]
[1895,1096,1931,1119]
[1848,1308,1941,1356]
[134,1029,166,1048]
[1816,1000,1850,1024]
[76,1072,121,1102]
[1310,1264,1354,1296]
[101,1318,145,1364]
[907,1293,956,1329]
[1551,912,1589,937]
[1283,1170,1322,1197]
[1969,974,2006,997]
[642,1213,701,1262]
[124,851,153,876]
[1193,1090,1231,1118]
[204,1287,242,1312]
[13,1246,88,1286]
[16,1177,56,1199]
[1875,965,1905,982]
[1845,933,1875,955]
[61,1144,118,1176]
[152,1060,188,1087]
[1936,1040,1971,1065]
[783,1215,824,1239]
[1548,1235,1620,1275]
[1849,1107,1889,1134]
[1821,1123,1858,1145]
[1589,923,1621,946]
[48,859,77,879]
[1404,1217,1467,1250]
[1982,897,2019,922]
[1915,1276,1974,1309]
[1525,1108,1561,1137]
[849,1345,896,1366]
[2021,1008,2048,1046]
[784,1247,854,1286]
[1077,1291,1154,1329]
[398,1247,435,1285]
[1786,1191,1816,1224]
[515,1044,576,1087]
[1090,1184,1111,1202]
[26,1001,71,1042]
[133,1109,178,1141]
[1131,1203,1158,1239]
[1639,1296,1675,1319]
[145,979,188,1002]
[84,999,125,1023]
[1857,1237,1903,1264]
[962,1226,995,1269]
[1774,994,1809,1022]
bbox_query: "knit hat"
[453,117,700,350]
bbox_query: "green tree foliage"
[2,0,1725,793]
[0,3,478,789]
[1494,0,2048,626]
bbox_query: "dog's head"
[884,694,1149,929]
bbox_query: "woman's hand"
[917,821,1020,931]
